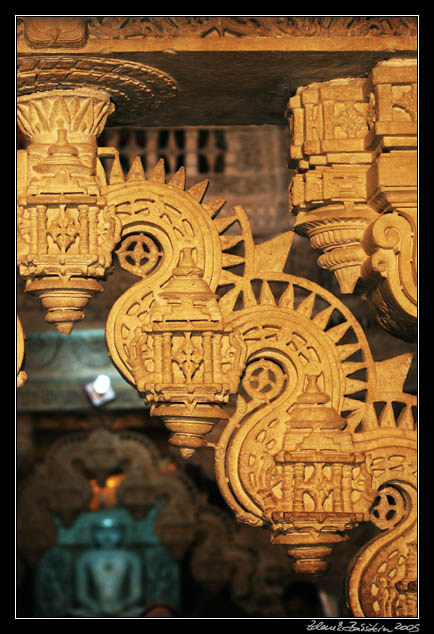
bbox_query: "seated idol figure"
[71,516,143,617]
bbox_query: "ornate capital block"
[288,76,378,294]
[17,88,121,333]
[362,59,417,341]
[16,56,177,335]
[287,58,417,341]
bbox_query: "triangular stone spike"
[337,343,362,362]
[202,199,226,218]
[378,402,397,428]
[397,404,415,430]
[342,396,365,414]
[242,283,258,308]
[187,179,209,202]
[218,269,243,286]
[127,155,146,181]
[344,406,365,433]
[168,166,186,189]
[213,215,239,235]
[375,353,413,397]
[296,292,316,319]
[360,402,379,431]
[219,234,244,251]
[149,158,166,182]
[259,280,276,306]
[345,377,368,396]
[312,305,335,330]
[278,282,294,309]
[326,321,351,344]
[222,253,245,268]
[254,232,294,274]
[342,361,366,377]
[109,154,125,184]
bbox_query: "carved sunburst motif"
[212,207,375,430]
[104,157,252,386]
[104,156,376,424]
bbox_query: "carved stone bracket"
[15,37,417,617]
[17,87,121,333]
[16,56,178,335]
[287,58,417,342]
[347,442,417,617]
[101,157,417,617]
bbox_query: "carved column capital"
[287,58,417,341]
[16,53,178,334]
[362,59,417,341]
[288,75,379,294]
[16,87,121,334]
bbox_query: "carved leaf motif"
[173,334,203,382]
[335,104,369,138]
[84,16,418,39]
[48,207,80,252]
[49,95,72,129]
[393,85,417,121]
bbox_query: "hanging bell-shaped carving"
[271,364,367,574]
[126,247,247,457]
[17,89,120,334]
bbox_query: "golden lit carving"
[16,315,27,387]
[105,159,249,456]
[16,40,417,618]
[16,88,121,333]
[287,58,417,342]
[17,16,418,47]
[103,156,416,617]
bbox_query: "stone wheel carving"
[370,485,407,531]
[242,359,286,403]
[116,233,163,277]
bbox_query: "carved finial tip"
[55,321,74,335]
[180,448,195,459]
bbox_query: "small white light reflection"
[85,374,116,406]
[93,374,111,395]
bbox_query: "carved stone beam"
[287,58,417,341]
[16,55,177,334]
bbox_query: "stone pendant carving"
[17,88,121,333]
[105,158,249,457]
